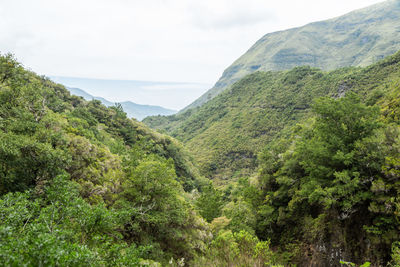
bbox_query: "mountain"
[3,42,400,267]
[144,50,400,183]
[144,50,400,265]
[50,76,210,111]
[183,0,400,111]
[67,87,176,120]
[68,87,114,106]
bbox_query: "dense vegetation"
[254,92,400,265]
[0,53,281,266]
[0,53,209,265]
[144,50,400,185]
[189,92,400,265]
[196,93,400,265]
[146,50,400,265]
[3,48,400,265]
[177,0,400,111]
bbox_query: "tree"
[257,93,397,264]
[196,183,223,222]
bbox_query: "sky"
[0,0,386,109]
[50,76,210,110]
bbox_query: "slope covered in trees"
[2,48,400,265]
[188,52,400,264]
[181,0,400,111]
[188,52,400,265]
[0,53,283,266]
[144,51,400,184]
[225,92,400,265]
[0,53,212,265]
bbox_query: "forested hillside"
[240,91,400,265]
[192,53,400,266]
[5,0,400,265]
[0,53,208,265]
[0,53,287,266]
[192,50,400,265]
[144,51,400,184]
[3,47,400,266]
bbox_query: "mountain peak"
[183,0,400,111]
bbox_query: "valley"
[2,0,400,266]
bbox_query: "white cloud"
[186,0,275,30]
[0,0,386,85]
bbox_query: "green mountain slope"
[67,87,176,120]
[145,51,400,183]
[183,0,400,111]
[3,49,400,267]
[242,91,400,265]
[0,53,212,265]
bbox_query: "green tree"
[196,183,223,222]
[257,93,397,263]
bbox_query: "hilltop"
[183,0,400,110]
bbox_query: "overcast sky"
[0,0,385,85]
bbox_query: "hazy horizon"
[50,76,211,110]
[1,0,384,84]
[1,0,386,109]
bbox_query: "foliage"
[144,51,400,184]
[391,242,400,266]
[195,183,223,222]
[145,50,400,265]
[115,158,209,261]
[193,230,279,267]
[0,53,208,265]
[3,46,400,266]
[256,93,400,265]
[0,175,150,266]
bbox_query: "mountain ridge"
[144,50,400,182]
[181,0,400,111]
[50,76,210,111]
[67,87,176,120]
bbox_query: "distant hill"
[144,51,400,182]
[50,76,210,111]
[183,0,400,111]
[67,87,176,120]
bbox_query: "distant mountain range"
[67,87,176,120]
[183,0,400,110]
[50,76,210,111]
